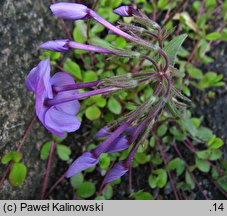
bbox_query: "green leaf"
[103,185,113,200]
[134,152,149,165]
[186,64,203,79]
[99,153,111,170]
[133,191,153,200]
[149,137,155,148]
[9,162,27,187]
[108,97,122,114]
[209,150,222,161]
[115,37,126,49]
[88,37,112,49]
[76,182,96,198]
[164,34,187,66]
[70,173,84,189]
[40,141,52,160]
[181,117,198,137]
[56,144,71,161]
[157,0,169,9]
[73,21,87,43]
[85,106,101,120]
[209,138,224,149]
[195,127,213,142]
[221,28,227,41]
[206,32,221,41]
[167,158,185,176]
[185,171,195,189]
[93,96,106,108]
[52,134,67,143]
[63,58,82,79]
[195,157,210,172]
[85,166,96,173]
[154,169,168,188]
[1,151,22,165]
[196,150,211,160]
[217,177,227,191]
[157,124,168,137]
[95,196,106,200]
[83,71,98,82]
[148,174,156,189]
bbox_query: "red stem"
[173,144,209,200]
[46,172,66,196]
[184,138,225,176]
[40,140,57,199]
[156,140,180,200]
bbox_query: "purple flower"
[113,5,137,17]
[66,152,99,178]
[50,2,88,20]
[66,123,130,177]
[40,39,71,52]
[103,161,128,184]
[50,2,137,42]
[40,39,113,54]
[25,58,81,137]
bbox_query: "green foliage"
[99,153,111,170]
[164,34,187,66]
[40,141,52,160]
[103,185,113,199]
[9,163,27,187]
[56,144,71,161]
[70,173,84,189]
[132,191,153,200]
[167,158,185,176]
[76,182,96,198]
[149,169,168,189]
[107,97,122,114]
[39,50,61,64]
[63,58,82,79]
[85,106,101,120]
[1,151,22,165]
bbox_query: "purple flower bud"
[103,161,128,184]
[50,3,88,20]
[68,41,113,54]
[113,5,137,17]
[96,126,111,138]
[40,39,70,52]
[66,152,99,177]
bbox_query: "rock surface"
[0,0,67,199]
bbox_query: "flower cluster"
[26,3,189,185]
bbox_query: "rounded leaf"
[9,163,27,187]
[76,182,96,198]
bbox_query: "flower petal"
[103,162,128,184]
[95,126,111,138]
[107,136,129,153]
[50,3,88,20]
[25,58,53,98]
[50,72,76,87]
[113,5,135,17]
[51,72,80,115]
[44,106,81,134]
[66,152,99,177]
[40,39,70,52]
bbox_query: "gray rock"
[0,0,67,199]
